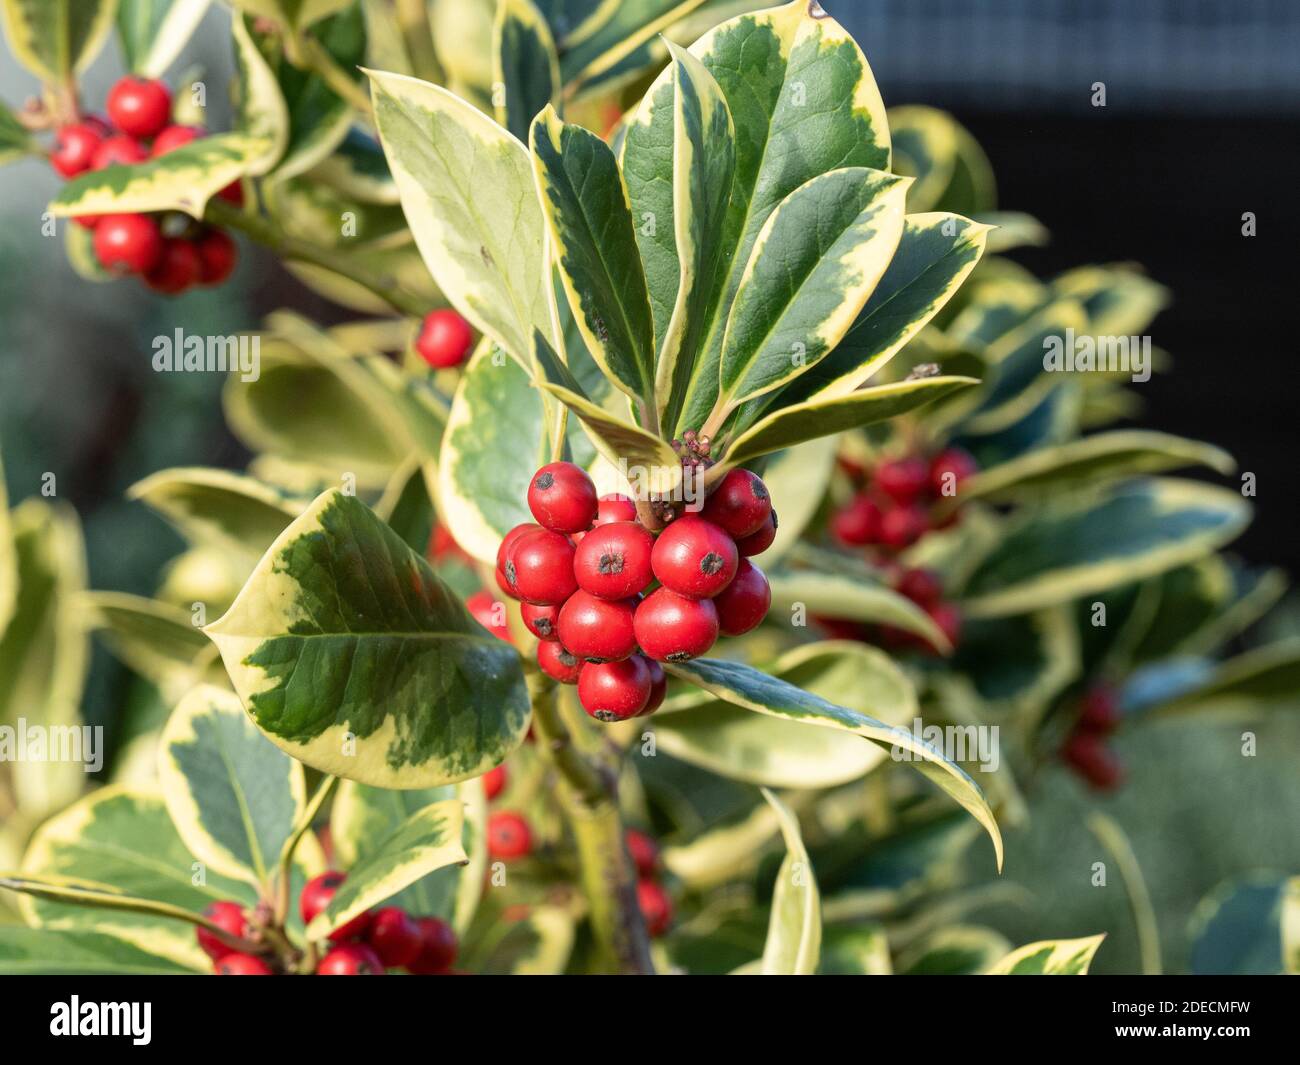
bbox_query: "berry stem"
[273,773,338,925]
[526,668,655,974]
[204,198,430,317]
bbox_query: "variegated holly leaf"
[767,569,950,649]
[952,606,1080,716]
[1,0,117,82]
[0,98,37,166]
[759,789,820,975]
[898,926,1011,975]
[493,0,560,142]
[367,68,551,365]
[655,641,916,788]
[959,479,1251,618]
[206,490,530,788]
[665,657,1003,867]
[307,799,466,939]
[1190,875,1290,975]
[116,0,212,78]
[231,10,290,175]
[990,934,1105,975]
[1142,640,1300,719]
[158,685,306,889]
[48,133,274,219]
[82,591,218,700]
[0,926,202,975]
[670,0,891,435]
[230,0,352,33]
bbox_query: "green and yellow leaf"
[1,0,117,83]
[116,0,212,78]
[759,788,820,975]
[989,934,1105,975]
[0,926,201,975]
[493,0,560,142]
[766,570,952,651]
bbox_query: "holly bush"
[0,0,1296,976]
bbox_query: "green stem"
[274,774,338,925]
[526,669,654,974]
[297,35,375,120]
[205,199,429,317]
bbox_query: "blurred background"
[2,0,1297,973]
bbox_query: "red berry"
[107,76,172,139]
[195,228,237,285]
[151,123,204,156]
[144,237,201,295]
[509,528,577,604]
[300,871,373,941]
[196,900,248,960]
[594,493,638,525]
[83,114,113,138]
[50,123,103,178]
[634,588,719,662]
[574,521,654,600]
[407,917,459,974]
[640,658,667,717]
[895,567,943,608]
[929,447,978,499]
[878,504,928,549]
[736,510,778,556]
[520,601,560,641]
[578,657,651,721]
[481,764,507,800]
[215,952,273,975]
[90,133,148,170]
[316,942,385,975]
[537,640,582,684]
[92,213,163,274]
[831,494,882,546]
[366,907,423,968]
[528,461,598,534]
[651,515,738,599]
[637,879,673,938]
[487,811,533,860]
[625,829,659,877]
[1078,686,1122,733]
[557,590,638,662]
[218,180,245,206]
[415,309,474,368]
[874,457,930,504]
[496,522,540,599]
[701,468,771,539]
[466,590,511,642]
[1062,732,1125,792]
[925,602,963,654]
[713,558,770,637]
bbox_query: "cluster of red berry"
[626,828,673,938]
[1061,685,1125,791]
[49,76,238,293]
[831,447,977,550]
[199,871,460,975]
[494,461,775,721]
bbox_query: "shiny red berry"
[407,917,459,974]
[50,123,103,178]
[416,309,474,369]
[929,447,978,499]
[639,658,667,716]
[92,213,163,274]
[895,567,943,608]
[509,528,577,604]
[144,237,201,295]
[594,493,637,525]
[1078,686,1122,733]
[466,590,510,642]
[830,494,882,546]
[557,590,638,662]
[1062,732,1125,792]
[578,657,651,721]
[151,123,204,156]
[366,907,423,968]
[651,515,738,599]
[701,468,771,538]
[496,522,541,599]
[487,811,533,860]
[300,871,373,941]
[875,457,930,504]
[878,503,928,549]
[317,942,385,975]
[713,558,770,637]
[520,601,560,641]
[107,76,172,139]
[90,133,148,170]
[574,521,654,600]
[625,829,659,877]
[736,510,778,556]
[528,462,598,533]
[196,900,248,960]
[634,588,718,662]
[195,228,237,285]
[637,879,673,938]
[482,764,507,800]
[537,640,582,684]
[215,952,273,975]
